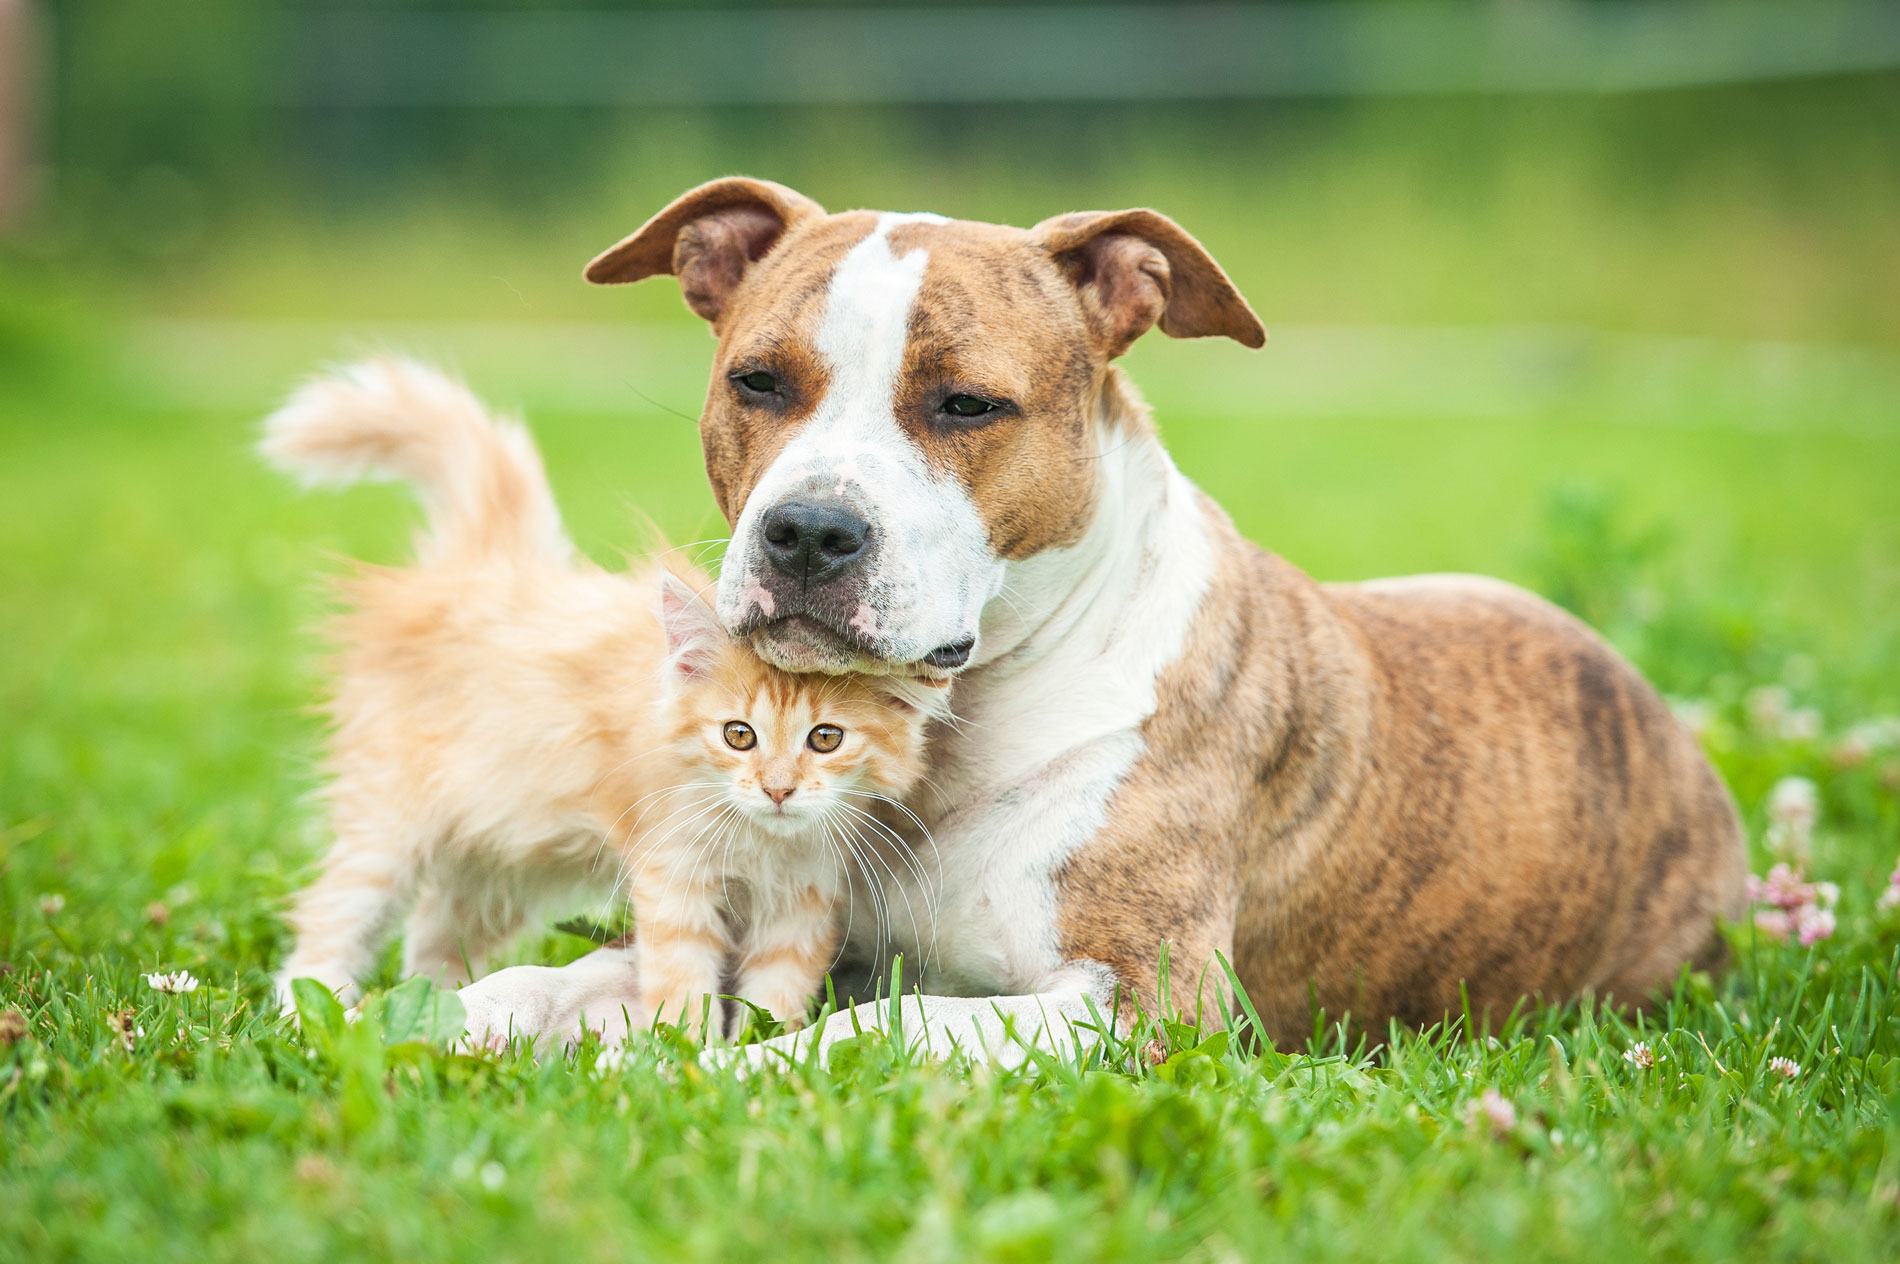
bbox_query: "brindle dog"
[450,180,1746,1055]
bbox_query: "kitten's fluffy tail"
[261,357,571,564]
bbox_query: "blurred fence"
[273,1,1900,106]
[33,1,1900,217]
[0,0,39,227]
[18,0,1900,346]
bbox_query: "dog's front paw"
[455,964,564,1051]
[455,961,647,1055]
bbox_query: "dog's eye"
[807,724,844,753]
[733,370,780,395]
[941,394,1000,420]
[722,721,757,750]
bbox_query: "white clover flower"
[1764,825,1810,862]
[1838,717,1900,767]
[1768,777,1818,828]
[1669,698,1716,738]
[1833,735,1871,768]
[1464,1088,1517,1136]
[1767,1056,1801,1080]
[1781,708,1823,743]
[1623,1042,1657,1070]
[1745,685,1790,734]
[38,893,65,917]
[144,970,201,995]
[1764,777,1819,861]
[1878,864,1900,914]
[1862,717,1900,746]
[592,1043,632,1075]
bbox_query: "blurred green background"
[4,0,1899,742]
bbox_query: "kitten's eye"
[722,721,756,750]
[807,724,844,753]
[940,394,1002,422]
[732,370,780,396]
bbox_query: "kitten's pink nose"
[764,786,795,806]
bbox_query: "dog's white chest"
[848,452,1218,995]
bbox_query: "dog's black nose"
[760,500,870,586]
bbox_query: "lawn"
[6,82,1900,1257]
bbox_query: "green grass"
[4,305,1900,1261]
[6,83,1900,1252]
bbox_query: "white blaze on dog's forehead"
[814,212,943,386]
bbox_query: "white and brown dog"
[455,178,1747,1060]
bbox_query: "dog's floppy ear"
[585,178,826,322]
[1031,209,1265,357]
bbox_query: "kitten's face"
[658,575,941,838]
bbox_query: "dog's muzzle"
[722,468,992,677]
[726,494,884,672]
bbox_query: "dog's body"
[455,182,1746,1054]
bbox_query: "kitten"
[264,358,941,1036]
[640,589,940,1034]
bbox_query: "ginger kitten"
[264,358,941,1036]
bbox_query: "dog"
[453,179,1747,1059]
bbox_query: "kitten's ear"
[658,573,724,680]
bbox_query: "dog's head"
[588,179,1264,676]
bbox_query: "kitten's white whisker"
[831,787,947,901]
[818,835,856,980]
[990,583,1028,625]
[831,786,937,852]
[831,802,937,974]
[609,803,717,905]
[608,791,732,885]
[652,535,731,561]
[591,782,726,879]
[839,822,901,972]
[608,780,730,841]
[612,785,731,855]
[827,809,892,969]
[713,809,749,919]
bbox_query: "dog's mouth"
[921,637,975,671]
[742,613,972,679]
[747,614,878,673]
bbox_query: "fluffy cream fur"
[265,359,941,1036]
